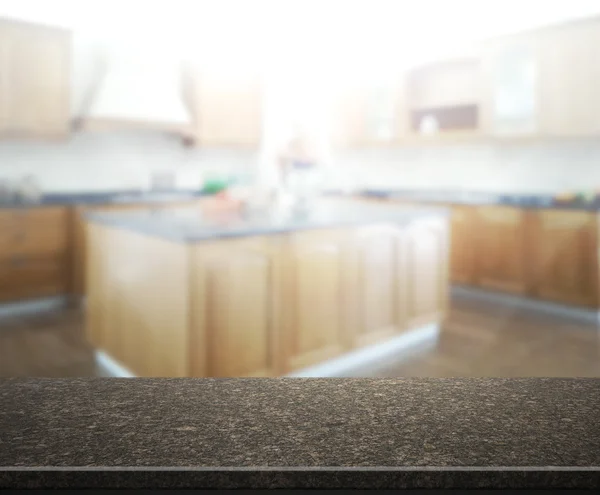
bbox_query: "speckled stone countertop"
[1,378,599,489]
[85,199,449,242]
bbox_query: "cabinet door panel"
[538,20,600,136]
[193,72,262,146]
[474,206,527,294]
[192,238,280,377]
[349,225,406,347]
[532,210,598,307]
[283,230,347,372]
[7,22,70,137]
[405,219,449,327]
[450,206,475,284]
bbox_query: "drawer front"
[14,206,69,226]
[0,226,69,260]
[0,258,68,302]
[0,207,69,260]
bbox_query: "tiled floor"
[0,294,599,378]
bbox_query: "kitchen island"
[85,199,449,377]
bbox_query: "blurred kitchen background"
[2,0,600,378]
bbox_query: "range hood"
[76,49,195,136]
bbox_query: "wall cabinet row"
[334,16,600,146]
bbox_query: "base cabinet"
[405,217,450,327]
[450,206,476,284]
[530,210,599,307]
[447,204,600,308]
[347,225,407,348]
[191,237,282,377]
[87,216,450,377]
[473,206,528,294]
[282,230,349,373]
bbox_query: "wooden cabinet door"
[480,35,539,136]
[537,19,600,137]
[474,206,527,294]
[0,22,12,134]
[404,218,449,328]
[193,71,263,147]
[347,224,407,348]
[191,237,281,377]
[3,20,70,138]
[282,229,348,372]
[332,81,407,148]
[531,210,598,307]
[450,206,475,284]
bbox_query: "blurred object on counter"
[276,127,323,213]
[15,175,42,204]
[201,176,230,195]
[150,171,176,191]
[553,191,576,203]
[553,190,597,205]
[202,189,243,213]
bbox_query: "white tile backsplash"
[0,131,258,192]
[333,140,600,193]
[0,132,598,194]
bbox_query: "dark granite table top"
[85,199,449,243]
[1,378,599,489]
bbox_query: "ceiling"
[2,0,600,71]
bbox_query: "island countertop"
[1,378,599,490]
[85,199,449,242]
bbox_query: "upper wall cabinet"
[406,57,483,138]
[186,69,263,148]
[480,35,538,136]
[536,18,600,137]
[0,18,71,139]
[332,79,407,148]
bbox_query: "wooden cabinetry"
[347,224,407,348]
[537,18,600,137]
[0,207,70,302]
[450,206,476,284]
[188,70,263,147]
[332,81,407,147]
[0,18,70,139]
[282,229,348,372]
[191,237,282,377]
[405,217,449,327]
[72,200,202,296]
[473,206,528,294]
[530,210,599,307]
[480,34,539,136]
[86,213,450,377]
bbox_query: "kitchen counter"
[1,378,599,490]
[356,188,600,210]
[0,189,208,208]
[86,199,449,242]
